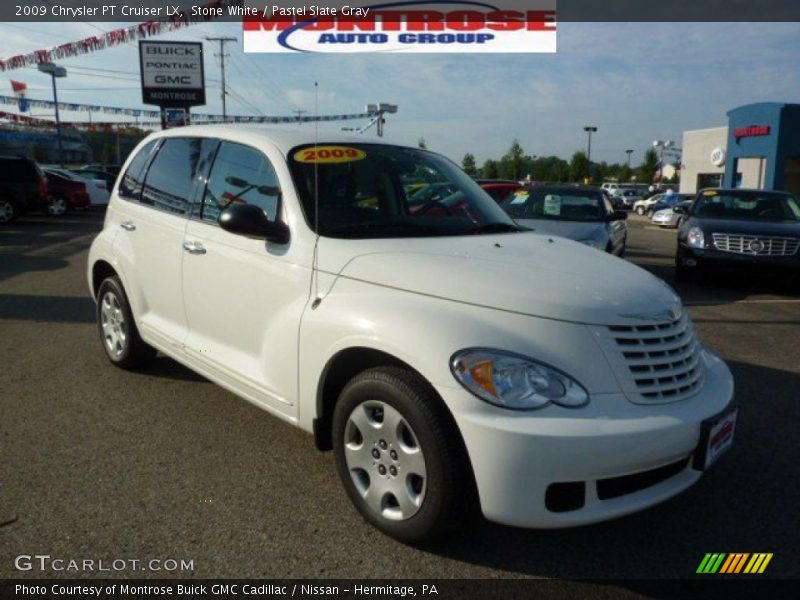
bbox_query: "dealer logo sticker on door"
[243,2,557,53]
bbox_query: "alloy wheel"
[47,196,67,216]
[0,200,14,223]
[343,400,427,521]
[100,291,128,358]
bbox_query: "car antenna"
[311,81,322,309]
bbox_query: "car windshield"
[693,190,800,221]
[504,189,607,222]
[288,143,519,238]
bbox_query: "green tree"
[618,164,633,183]
[569,151,590,182]
[417,137,427,149]
[506,139,525,181]
[481,159,499,179]
[639,148,660,184]
[461,153,479,177]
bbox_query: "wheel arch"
[312,346,462,456]
[91,260,118,299]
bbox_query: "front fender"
[296,275,620,434]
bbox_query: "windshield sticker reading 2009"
[294,146,367,164]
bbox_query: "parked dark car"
[0,155,48,224]
[675,188,800,281]
[43,168,92,215]
[503,185,628,256]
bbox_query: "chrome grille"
[712,233,799,256]
[590,314,704,404]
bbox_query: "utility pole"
[293,109,307,124]
[205,36,237,120]
[625,149,634,167]
[583,126,597,163]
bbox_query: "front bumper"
[678,244,800,272]
[437,348,734,528]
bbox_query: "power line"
[204,36,237,119]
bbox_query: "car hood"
[317,232,681,326]
[513,219,605,241]
[692,217,800,236]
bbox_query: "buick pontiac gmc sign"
[139,41,206,106]
[243,2,557,53]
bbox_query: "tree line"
[457,140,676,185]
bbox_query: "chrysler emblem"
[749,239,764,253]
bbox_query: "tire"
[96,276,156,369]
[0,199,17,224]
[332,367,471,545]
[46,195,68,217]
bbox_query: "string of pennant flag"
[0,95,379,128]
[0,0,239,72]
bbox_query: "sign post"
[139,41,206,129]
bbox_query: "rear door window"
[119,140,158,200]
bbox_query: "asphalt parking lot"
[1,211,798,585]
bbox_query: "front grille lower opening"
[596,458,689,500]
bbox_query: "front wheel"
[96,276,156,369]
[0,199,17,224]
[332,367,471,544]
[47,195,68,216]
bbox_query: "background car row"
[0,155,113,223]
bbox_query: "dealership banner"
[243,1,557,53]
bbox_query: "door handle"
[183,241,207,255]
[120,220,136,231]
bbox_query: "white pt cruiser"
[87,127,736,543]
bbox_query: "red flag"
[10,80,27,93]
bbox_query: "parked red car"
[477,179,525,204]
[43,168,91,215]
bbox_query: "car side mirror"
[608,210,628,221]
[219,203,290,244]
[672,205,687,215]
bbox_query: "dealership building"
[680,102,800,195]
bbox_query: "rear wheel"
[0,199,17,224]
[47,196,68,216]
[96,276,156,369]
[332,367,471,544]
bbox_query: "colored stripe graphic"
[699,553,773,574]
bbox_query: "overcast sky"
[2,21,799,165]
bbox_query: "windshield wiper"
[467,222,521,235]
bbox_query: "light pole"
[38,61,67,166]
[583,126,597,163]
[625,149,634,168]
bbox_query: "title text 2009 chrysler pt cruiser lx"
[87,127,736,543]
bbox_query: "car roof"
[526,185,603,194]
[148,125,384,156]
[700,187,793,195]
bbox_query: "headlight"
[578,238,602,249]
[687,227,705,248]
[450,349,589,410]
